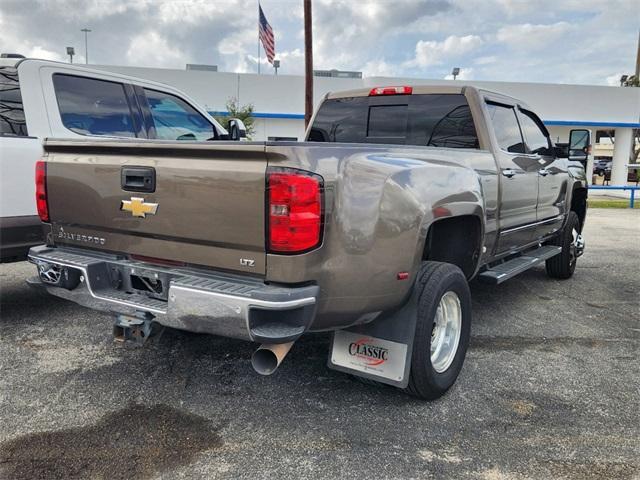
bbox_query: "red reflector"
[369,86,413,96]
[35,160,49,222]
[397,272,409,280]
[268,169,323,253]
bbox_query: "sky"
[0,0,638,86]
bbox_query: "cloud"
[362,60,398,77]
[0,0,637,86]
[496,22,572,48]
[408,35,484,68]
[126,31,183,68]
[311,0,453,71]
[474,55,497,65]
[605,73,624,86]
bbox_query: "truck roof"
[325,83,533,117]
[2,57,188,94]
[326,83,523,105]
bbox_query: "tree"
[213,98,255,140]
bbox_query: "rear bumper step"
[478,245,562,284]
[27,245,318,343]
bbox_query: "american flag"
[259,4,275,65]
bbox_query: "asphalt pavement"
[0,209,638,479]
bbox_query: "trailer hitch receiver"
[113,311,160,346]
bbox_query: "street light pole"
[304,0,313,128]
[81,28,91,64]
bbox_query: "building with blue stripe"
[93,64,640,188]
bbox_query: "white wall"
[254,118,304,141]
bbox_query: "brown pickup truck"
[28,85,589,399]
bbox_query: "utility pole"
[304,0,313,128]
[81,28,91,64]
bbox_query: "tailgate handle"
[121,167,156,193]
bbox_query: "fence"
[589,185,640,208]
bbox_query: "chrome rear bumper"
[28,245,318,343]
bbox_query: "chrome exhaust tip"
[251,342,294,375]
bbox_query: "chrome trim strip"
[501,214,564,235]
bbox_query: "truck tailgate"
[44,141,267,275]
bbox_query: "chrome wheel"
[569,228,579,267]
[430,291,462,373]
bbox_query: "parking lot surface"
[1,209,638,480]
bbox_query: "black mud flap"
[327,287,419,388]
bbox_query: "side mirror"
[227,118,247,141]
[568,129,590,163]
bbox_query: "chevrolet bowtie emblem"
[120,197,158,218]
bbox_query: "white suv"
[0,57,237,262]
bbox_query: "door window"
[412,94,479,148]
[519,109,551,155]
[485,102,525,153]
[143,89,214,141]
[53,74,137,137]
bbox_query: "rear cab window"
[308,94,479,149]
[52,74,138,138]
[142,88,216,141]
[0,67,28,136]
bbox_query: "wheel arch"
[570,183,588,232]
[421,213,484,280]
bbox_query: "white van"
[0,57,242,262]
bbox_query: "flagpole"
[257,2,261,75]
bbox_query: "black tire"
[403,262,472,400]
[545,211,580,280]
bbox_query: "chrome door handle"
[538,168,550,176]
[502,168,517,178]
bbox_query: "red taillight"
[267,169,323,253]
[369,86,413,96]
[35,160,49,222]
